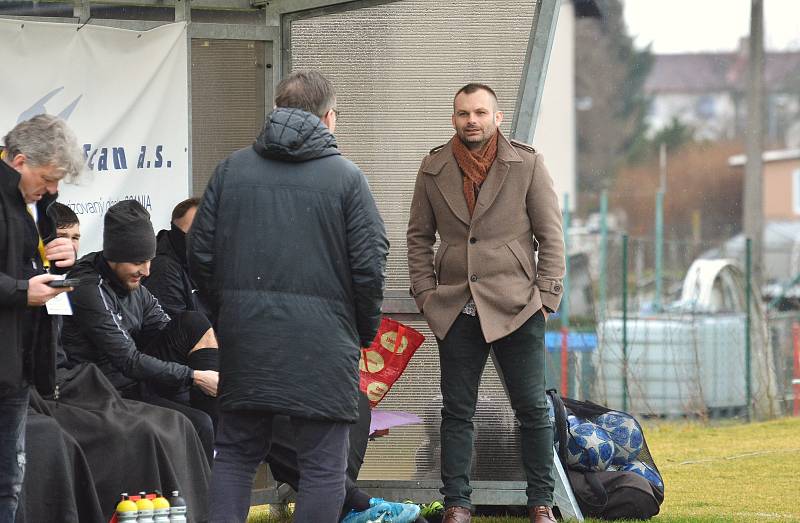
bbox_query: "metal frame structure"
[1,0,566,510]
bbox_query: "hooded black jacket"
[144,225,214,324]
[0,160,60,397]
[188,107,388,422]
[61,252,193,391]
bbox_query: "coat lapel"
[425,143,471,226]
[470,134,521,225]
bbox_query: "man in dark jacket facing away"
[189,70,389,522]
[150,197,418,521]
[0,114,84,522]
[61,200,220,459]
[144,197,214,324]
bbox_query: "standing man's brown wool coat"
[407,132,565,342]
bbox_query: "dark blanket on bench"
[25,363,210,522]
[16,411,105,523]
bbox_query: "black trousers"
[267,392,372,515]
[437,312,554,510]
[209,411,350,523]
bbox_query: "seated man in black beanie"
[61,200,219,457]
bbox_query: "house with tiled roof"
[645,39,800,144]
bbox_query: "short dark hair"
[275,70,336,118]
[51,202,79,229]
[171,197,200,223]
[454,83,499,110]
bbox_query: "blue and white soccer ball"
[596,411,644,466]
[566,421,616,471]
[622,460,664,490]
[567,414,580,428]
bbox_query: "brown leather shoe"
[442,506,472,523]
[529,505,557,523]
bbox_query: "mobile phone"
[47,277,94,288]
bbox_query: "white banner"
[0,19,189,254]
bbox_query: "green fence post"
[622,234,629,412]
[655,190,664,311]
[599,191,608,324]
[745,237,752,422]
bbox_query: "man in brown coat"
[407,83,565,523]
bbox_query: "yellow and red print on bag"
[359,317,424,407]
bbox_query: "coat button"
[553,284,562,293]
[469,237,477,244]
[470,274,478,282]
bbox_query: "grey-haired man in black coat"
[189,70,389,522]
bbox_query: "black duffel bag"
[548,390,664,520]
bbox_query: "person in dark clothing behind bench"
[143,197,214,324]
[189,70,389,522]
[61,200,220,459]
[0,114,84,522]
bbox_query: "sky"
[623,0,800,54]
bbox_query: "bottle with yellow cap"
[151,490,171,523]
[135,492,155,523]
[116,493,138,522]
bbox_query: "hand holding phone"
[47,277,93,288]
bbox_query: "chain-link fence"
[549,230,795,421]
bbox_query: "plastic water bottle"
[116,493,138,522]
[136,492,155,523]
[152,491,171,523]
[168,490,187,523]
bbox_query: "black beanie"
[103,200,156,262]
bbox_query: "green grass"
[247,417,800,522]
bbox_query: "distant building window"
[794,169,800,215]
[695,95,716,120]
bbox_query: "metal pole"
[745,237,752,422]
[792,322,800,417]
[622,234,629,412]
[655,190,664,312]
[510,0,562,143]
[599,190,608,323]
[744,0,765,288]
[561,193,571,396]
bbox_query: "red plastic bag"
[359,317,424,407]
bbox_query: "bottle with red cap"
[151,490,171,523]
[135,491,155,523]
[115,493,138,522]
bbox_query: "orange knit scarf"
[451,131,499,217]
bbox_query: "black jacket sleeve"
[344,171,389,347]
[188,159,226,310]
[69,283,193,387]
[143,257,188,318]
[0,272,28,307]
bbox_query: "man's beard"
[459,126,496,150]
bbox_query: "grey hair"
[3,114,85,182]
[275,70,336,118]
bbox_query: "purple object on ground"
[369,410,422,435]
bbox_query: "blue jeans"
[0,387,29,523]
[437,312,554,511]
[209,410,350,523]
